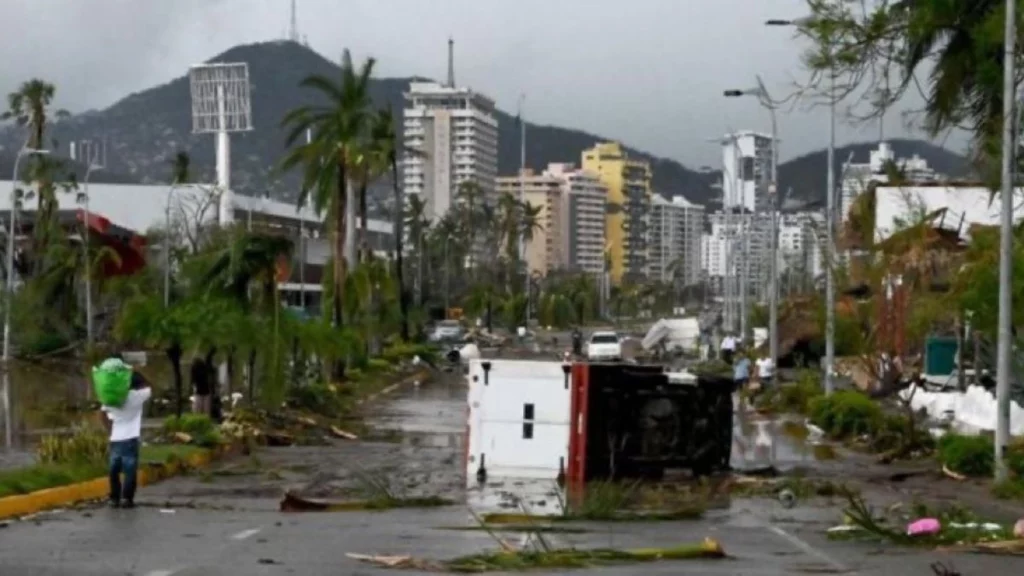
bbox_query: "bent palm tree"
[280,49,376,377]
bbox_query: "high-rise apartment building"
[703,211,771,301]
[719,131,775,213]
[496,163,607,276]
[402,81,499,221]
[581,142,652,284]
[649,194,703,286]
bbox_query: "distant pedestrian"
[190,357,212,416]
[756,355,775,389]
[721,333,738,365]
[100,355,152,509]
[733,352,751,393]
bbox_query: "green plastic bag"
[93,358,132,407]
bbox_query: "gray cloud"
[0,0,965,171]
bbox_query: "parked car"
[586,331,622,361]
[429,320,465,343]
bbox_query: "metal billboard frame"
[189,62,253,134]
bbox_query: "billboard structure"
[189,62,253,226]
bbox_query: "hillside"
[0,41,716,204]
[777,139,972,208]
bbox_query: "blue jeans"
[109,438,140,503]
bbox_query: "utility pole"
[995,0,1016,483]
[518,94,528,326]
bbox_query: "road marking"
[231,528,261,541]
[768,525,854,574]
[144,570,179,576]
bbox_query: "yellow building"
[581,142,652,284]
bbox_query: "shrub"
[163,414,222,447]
[936,434,1024,479]
[937,434,994,477]
[809,391,883,440]
[286,382,345,417]
[757,370,823,414]
[380,341,437,365]
[37,425,108,465]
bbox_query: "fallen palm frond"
[346,538,727,572]
[279,491,452,512]
[831,490,1017,548]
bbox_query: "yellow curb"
[0,444,233,521]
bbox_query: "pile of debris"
[219,408,358,449]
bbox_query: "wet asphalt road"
[1,371,1020,575]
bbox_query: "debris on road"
[347,538,727,572]
[329,426,358,440]
[345,553,419,569]
[907,518,941,536]
[279,491,452,513]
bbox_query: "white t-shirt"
[756,357,775,378]
[102,388,152,442]
[721,336,737,351]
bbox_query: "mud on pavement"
[142,370,467,511]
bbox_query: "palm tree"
[369,107,411,340]
[170,151,191,185]
[4,79,70,278]
[2,79,68,150]
[404,194,429,310]
[280,49,377,377]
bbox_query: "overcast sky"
[0,0,965,168]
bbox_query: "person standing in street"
[720,333,738,365]
[101,358,152,509]
[733,351,751,394]
[755,355,775,391]
[190,357,212,415]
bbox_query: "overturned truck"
[465,360,733,491]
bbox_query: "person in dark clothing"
[571,328,583,356]
[190,357,212,415]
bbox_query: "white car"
[429,320,465,342]
[586,331,622,361]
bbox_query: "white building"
[720,131,776,213]
[702,211,771,301]
[777,212,824,293]
[649,194,703,285]
[546,163,608,275]
[0,181,394,304]
[402,81,500,221]
[840,141,940,223]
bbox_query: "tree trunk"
[973,331,982,386]
[343,179,357,269]
[331,162,348,381]
[955,315,966,390]
[247,349,257,405]
[167,341,184,419]
[358,181,368,264]
[205,347,222,421]
[391,159,409,342]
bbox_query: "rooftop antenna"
[289,0,299,42]
[447,36,455,88]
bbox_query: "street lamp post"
[767,16,836,394]
[724,75,779,369]
[80,155,103,351]
[3,147,49,450]
[994,0,1016,483]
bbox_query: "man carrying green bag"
[96,353,151,509]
